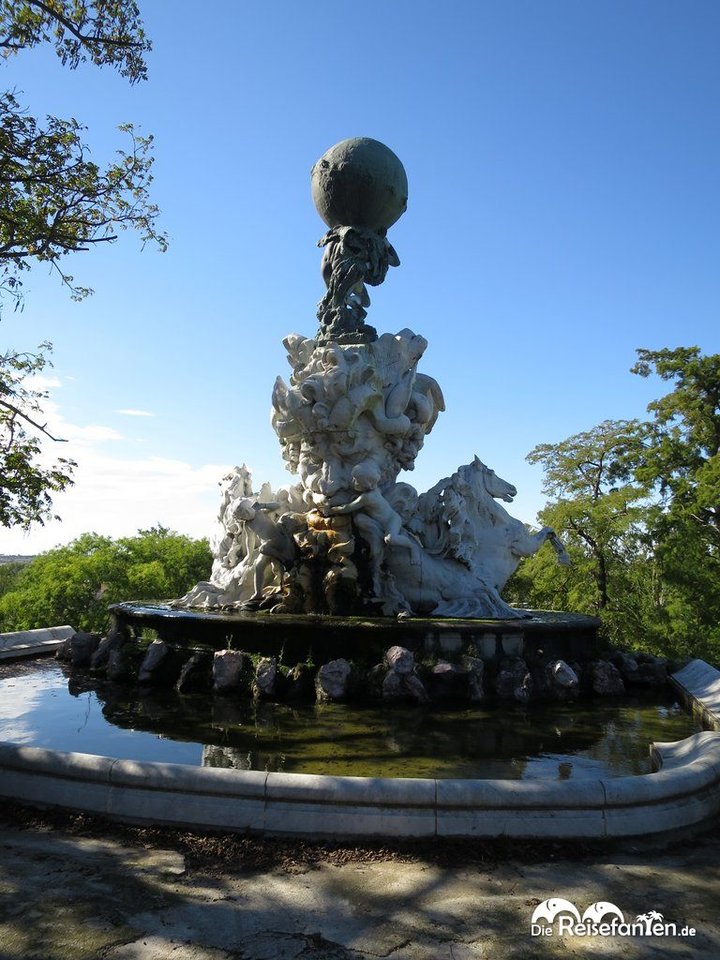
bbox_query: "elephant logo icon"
[531,898,582,925]
[582,901,625,924]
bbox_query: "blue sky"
[3,0,720,553]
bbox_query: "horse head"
[472,455,517,503]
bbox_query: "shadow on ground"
[0,801,717,959]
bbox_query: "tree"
[0,0,150,79]
[506,420,657,646]
[0,340,75,527]
[0,557,25,596]
[1,1,165,528]
[632,347,720,538]
[0,1,166,307]
[509,347,720,664]
[0,527,212,633]
[1,90,164,304]
[630,347,720,658]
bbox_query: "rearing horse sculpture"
[402,456,570,603]
[452,457,570,591]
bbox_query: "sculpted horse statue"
[407,456,569,595]
[452,457,570,590]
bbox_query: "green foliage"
[0,90,166,303]
[0,341,75,528]
[0,559,26,596]
[510,347,720,666]
[0,2,164,529]
[0,1,165,307]
[631,347,720,660]
[0,0,150,80]
[0,526,212,633]
[507,420,655,647]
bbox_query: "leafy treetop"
[527,419,652,503]
[632,347,720,521]
[0,0,150,81]
[0,91,166,303]
[0,1,164,530]
[510,346,720,662]
[0,526,212,633]
[525,419,652,614]
[0,0,166,308]
[0,341,75,528]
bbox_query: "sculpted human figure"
[329,461,417,595]
[316,225,400,342]
[274,331,444,503]
[233,494,304,607]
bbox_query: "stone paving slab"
[106,938,235,960]
[1,823,719,960]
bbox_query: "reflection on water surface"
[0,657,699,780]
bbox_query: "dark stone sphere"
[311,137,408,231]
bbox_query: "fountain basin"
[2,731,720,840]
[1,641,720,840]
[0,657,693,778]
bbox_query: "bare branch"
[0,396,66,442]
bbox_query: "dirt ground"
[0,801,718,959]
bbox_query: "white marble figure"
[176,139,569,618]
[272,329,444,504]
[180,330,568,617]
[384,456,571,618]
[410,457,570,590]
[233,497,304,606]
[178,467,305,608]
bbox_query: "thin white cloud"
[22,373,63,392]
[1,385,231,554]
[23,390,123,446]
[62,423,124,443]
[117,408,155,418]
[1,450,232,554]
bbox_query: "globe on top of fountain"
[311,137,408,232]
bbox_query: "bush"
[0,527,211,634]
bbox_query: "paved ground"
[0,805,718,959]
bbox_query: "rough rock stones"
[591,660,626,696]
[213,650,251,694]
[381,646,429,703]
[253,657,284,700]
[315,658,354,702]
[495,657,533,703]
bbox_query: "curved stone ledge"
[0,625,75,661]
[2,732,720,839]
[109,603,601,664]
[3,647,718,839]
[671,659,720,730]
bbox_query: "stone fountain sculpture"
[181,138,569,619]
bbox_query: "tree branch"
[25,0,144,49]
[0,396,67,442]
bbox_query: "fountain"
[110,136,600,688]
[180,136,571,620]
[3,139,720,840]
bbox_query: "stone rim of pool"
[1,637,720,841]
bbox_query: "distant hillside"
[0,555,35,566]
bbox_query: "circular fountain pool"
[0,657,698,781]
[2,651,720,840]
